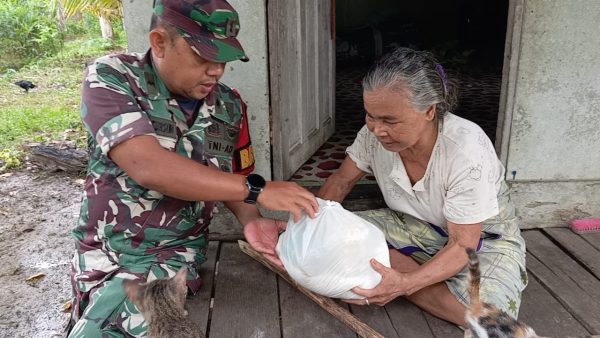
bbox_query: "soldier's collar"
[143,50,173,100]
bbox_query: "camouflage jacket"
[72,50,254,295]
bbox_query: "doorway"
[290,0,509,187]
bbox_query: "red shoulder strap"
[231,90,255,174]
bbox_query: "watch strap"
[244,189,260,204]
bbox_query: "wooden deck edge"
[237,240,386,338]
[208,233,244,242]
[524,232,600,334]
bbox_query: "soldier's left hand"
[243,218,287,269]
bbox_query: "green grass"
[0,63,83,148]
[0,34,125,172]
[0,107,82,145]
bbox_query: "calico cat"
[124,268,205,338]
[464,248,544,338]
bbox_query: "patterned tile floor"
[291,66,502,185]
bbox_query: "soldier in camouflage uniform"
[66,1,318,336]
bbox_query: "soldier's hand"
[257,181,318,222]
[243,218,287,268]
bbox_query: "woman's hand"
[243,218,287,269]
[344,258,412,306]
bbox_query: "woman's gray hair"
[362,47,458,118]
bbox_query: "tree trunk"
[99,14,114,40]
[29,145,87,173]
[56,2,67,33]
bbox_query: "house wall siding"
[506,0,600,181]
[501,0,600,227]
[122,0,600,227]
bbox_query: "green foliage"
[65,12,102,35]
[0,106,81,148]
[64,12,126,42]
[0,1,126,72]
[56,0,122,21]
[38,34,125,68]
[0,0,126,173]
[0,148,23,172]
[0,0,63,71]
[0,52,91,172]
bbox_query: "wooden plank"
[301,0,318,136]
[423,312,463,338]
[279,279,356,338]
[307,184,387,211]
[267,0,334,179]
[524,231,600,334]
[317,0,334,128]
[267,0,301,179]
[544,227,600,280]
[209,242,280,337]
[308,184,383,200]
[579,231,600,252]
[186,241,218,336]
[385,298,435,338]
[519,274,590,337]
[349,304,399,338]
[238,241,385,338]
[347,184,384,200]
[342,198,387,212]
[207,233,244,242]
[524,230,600,300]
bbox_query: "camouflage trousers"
[355,208,528,318]
[67,275,147,338]
[66,253,207,337]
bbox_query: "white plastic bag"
[276,198,391,299]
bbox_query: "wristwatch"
[244,174,266,204]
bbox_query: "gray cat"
[124,268,205,338]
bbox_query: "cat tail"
[466,248,481,313]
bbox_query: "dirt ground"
[0,170,83,338]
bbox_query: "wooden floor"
[187,228,600,338]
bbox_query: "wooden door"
[268,0,335,180]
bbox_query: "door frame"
[267,0,336,180]
[497,0,524,167]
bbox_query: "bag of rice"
[276,198,390,299]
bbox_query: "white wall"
[121,0,154,54]
[500,0,600,227]
[221,0,271,180]
[121,0,272,179]
[505,0,600,181]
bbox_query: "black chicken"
[14,80,37,93]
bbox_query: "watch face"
[247,174,266,188]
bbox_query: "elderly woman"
[317,47,527,326]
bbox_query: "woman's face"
[363,87,435,153]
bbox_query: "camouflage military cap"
[154,0,249,63]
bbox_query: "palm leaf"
[50,0,122,20]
